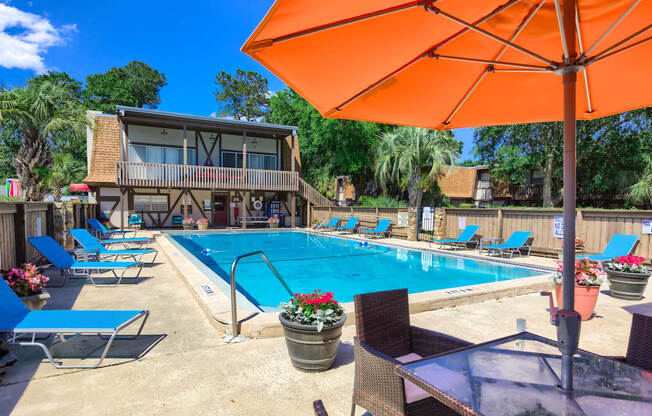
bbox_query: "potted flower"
[556,238,586,260]
[553,258,604,320]
[604,255,650,300]
[182,217,194,230]
[1,264,50,310]
[279,290,346,372]
[268,216,279,229]
[197,217,209,231]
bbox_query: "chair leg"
[350,403,356,416]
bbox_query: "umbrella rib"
[585,35,652,66]
[442,0,547,126]
[256,1,426,46]
[580,0,642,61]
[432,55,550,71]
[426,4,558,68]
[554,0,570,61]
[323,0,532,115]
[586,24,652,63]
[575,2,593,114]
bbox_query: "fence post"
[46,203,55,238]
[13,203,26,265]
[497,208,504,240]
[576,209,583,239]
[375,207,379,221]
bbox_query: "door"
[212,194,228,226]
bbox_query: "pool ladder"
[227,251,293,341]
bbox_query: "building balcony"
[116,161,299,192]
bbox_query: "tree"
[214,69,269,121]
[47,151,87,200]
[628,156,652,208]
[0,81,88,201]
[473,108,651,207]
[84,61,167,113]
[268,88,386,196]
[27,71,83,101]
[374,127,460,208]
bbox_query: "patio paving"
[0,231,647,415]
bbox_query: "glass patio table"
[395,332,652,416]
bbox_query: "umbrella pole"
[559,0,582,392]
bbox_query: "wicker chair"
[351,289,473,416]
[608,310,652,372]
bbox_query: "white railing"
[116,162,299,192]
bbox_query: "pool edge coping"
[155,228,555,339]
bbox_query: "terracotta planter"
[197,222,208,231]
[555,284,600,321]
[20,289,50,311]
[605,269,651,300]
[268,222,279,229]
[279,313,346,372]
[182,223,194,230]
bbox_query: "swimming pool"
[170,231,542,310]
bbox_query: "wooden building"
[83,106,330,228]
[436,165,493,207]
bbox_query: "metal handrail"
[229,251,292,338]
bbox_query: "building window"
[221,151,277,170]
[129,144,196,165]
[133,194,169,212]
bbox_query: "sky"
[0,0,476,160]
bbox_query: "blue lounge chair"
[360,219,392,239]
[334,217,359,234]
[582,234,638,262]
[483,231,532,259]
[68,229,158,264]
[432,225,480,250]
[314,217,340,232]
[0,280,149,369]
[28,236,143,287]
[87,218,136,239]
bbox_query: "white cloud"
[0,3,74,73]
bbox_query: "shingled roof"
[83,114,120,185]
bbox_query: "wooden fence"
[0,202,98,270]
[311,206,410,239]
[310,206,652,259]
[443,208,652,258]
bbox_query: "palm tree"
[628,156,652,208]
[374,127,459,208]
[0,81,88,201]
[47,152,87,200]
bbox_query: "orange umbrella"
[243,0,651,391]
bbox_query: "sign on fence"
[643,220,652,234]
[553,216,564,238]
[458,216,466,230]
[397,212,409,227]
[5,179,20,198]
[421,207,433,231]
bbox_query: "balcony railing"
[116,162,299,192]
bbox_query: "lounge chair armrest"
[353,337,405,415]
[410,326,473,357]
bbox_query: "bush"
[358,195,408,208]
[458,203,476,208]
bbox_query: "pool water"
[171,231,541,309]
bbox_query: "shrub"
[553,258,605,287]
[605,255,648,274]
[197,218,209,224]
[182,217,194,224]
[358,195,407,208]
[458,203,476,208]
[280,290,344,332]
[1,263,49,297]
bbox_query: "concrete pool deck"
[156,229,555,338]
[1,229,648,415]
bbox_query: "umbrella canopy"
[243,0,650,129]
[244,0,652,392]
